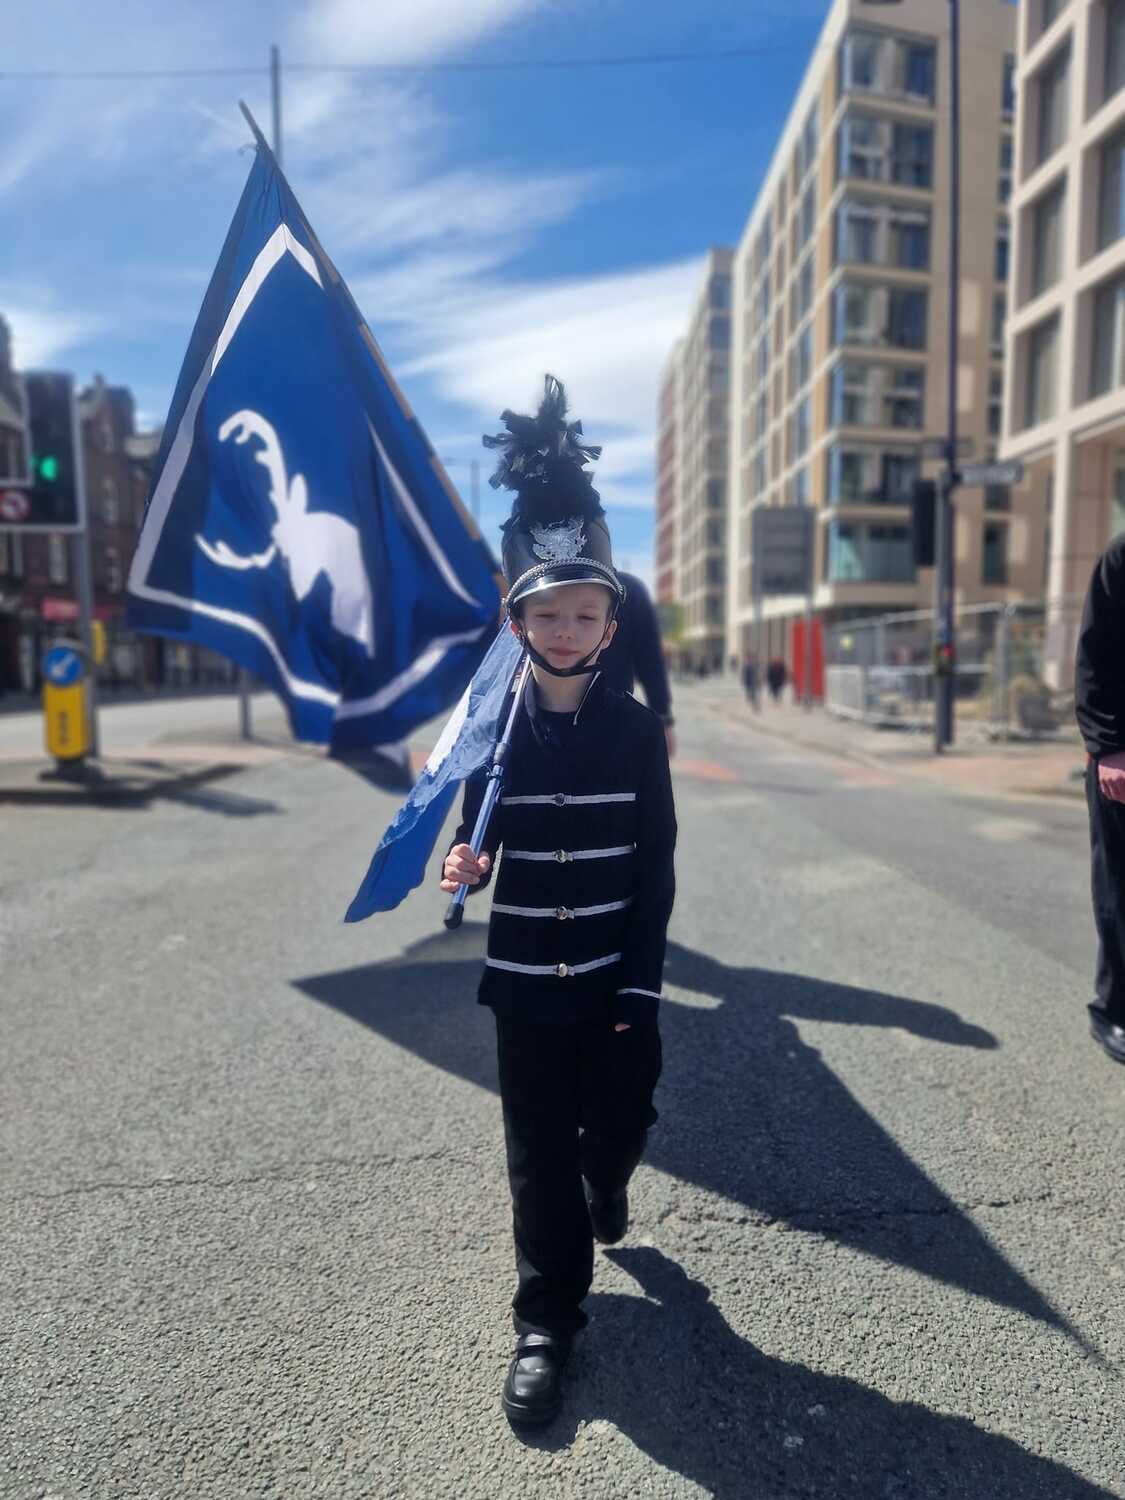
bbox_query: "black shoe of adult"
[584,1182,628,1245]
[1089,1009,1125,1064]
[501,1335,570,1426]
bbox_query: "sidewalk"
[0,733,307,807]
[694,678,1088,804]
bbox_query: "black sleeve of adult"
[1076,541,1125,757]
[614,716,677,1024]
[628,578,673,719]
[443,770,500,893]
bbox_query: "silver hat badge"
[530,517,587,564]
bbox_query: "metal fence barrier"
[825,597,1084,741]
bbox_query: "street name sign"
[958,460,1024,488]
[752,505,814,596]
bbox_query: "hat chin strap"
[514,626,609,678]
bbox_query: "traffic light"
[0,371,81,531]
[912,478,937,569]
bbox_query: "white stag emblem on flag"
[196,410,375,654]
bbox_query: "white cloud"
[0,298,106,367]
[293,0,544,64]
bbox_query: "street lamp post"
[861,0,961,752]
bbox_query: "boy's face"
[511,582,617,671]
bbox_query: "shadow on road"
[515,1248,1113,1499]
[294,926,1092,1355]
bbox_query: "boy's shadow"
[526,1247,1113,1499]
[295,930,1069,1338]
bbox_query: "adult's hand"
[665,725,676,760]
[1098,750,1125,802]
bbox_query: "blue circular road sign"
[42,644,84,687]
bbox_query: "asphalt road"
[2,684,1122,1499]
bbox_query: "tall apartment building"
[655,342,682,613]
[725,0,1042,670]
[654,249,733,673]
[1001,0,1125,685]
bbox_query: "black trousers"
[494,1011,662,1340]
[1087,764,1125,1023]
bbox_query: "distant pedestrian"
[741,655,759,712]
[766,658,787,703]
[1076,533,1125,1064]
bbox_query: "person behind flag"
[440,377,677,1427]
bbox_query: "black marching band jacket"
[451,670,676,1026]
[1076,532,1125,759]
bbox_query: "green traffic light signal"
[37,455,60,482]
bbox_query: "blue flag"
[345,627,523,921]
[126,125,499,751]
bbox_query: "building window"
[995,219,1011,282]
[709,318,731,349]
[837,113,933,189]
[798,255,814,320]
[989,370,1005,436]
[709,276,731,311]
[830,361,925,429]
[835,198,930,270]
[103,546,123,593]
[799,185,816,249]
[993,293,1007,353]
[48,533,68,585]
[1026,314,1060,425]
[838,29,936,105]
[790,397,811,460]
[1041,0,1064,37]
[803,106,818,177]
[1035,44,1070,168]
[832,283,926,349]
[1108,0,1125,103]
[1030,181,1065,296]
[828,446,920,507]
[826,520,914,582]
[986,482,1011,512]
[101,477,120,525]
[982,523,1008,585]
[998,137,1013,204]
[796,325,813,388]
[1003,54,1016,118]
[791,466,810,507]
[1098,126,1125,252]
[1091,271,1125,396]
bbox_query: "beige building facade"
[724,0,1042,670]
[1001,0,1125,685]
[654,249,733,673]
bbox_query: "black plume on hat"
[484,375,605,534]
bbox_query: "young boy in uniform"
[440,377,677,1425]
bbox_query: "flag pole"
[235,66,283,742]
[443,651,531,931]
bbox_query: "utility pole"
[934,0,961,753]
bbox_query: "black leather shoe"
[1089,1009,1125,1064]
[584,1182,628,1245]
[501,1335,570,1426]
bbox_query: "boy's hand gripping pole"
[443,653,532,931]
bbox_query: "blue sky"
[0,0,830,583]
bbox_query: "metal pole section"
[237,46,284,742]
[934,0,960,753]
[470,460,480,522]
[443,653,532,930]
[271,44,282,169]
[803,592,813,710]
[70,381,99,757]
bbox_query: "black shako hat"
[485,375,625,616]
